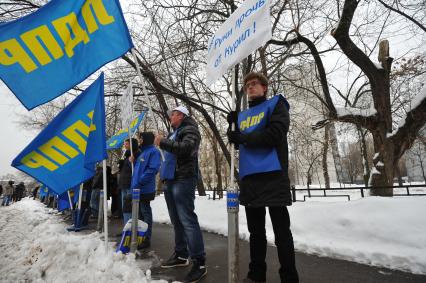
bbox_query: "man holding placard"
[227,72,299,283]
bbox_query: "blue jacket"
[131,145,161,196]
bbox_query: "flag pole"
[97,183,104,231]
[102,159,109,252]
[131,48,164,161]
[127,118,139,254]
[228,67,239,283]
[75,183,84,230]
[77,183,83,209]
[131,48,159,132]
[67,190,74,210]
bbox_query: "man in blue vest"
[227,72,299,283]
[154,106,207,283]
[130,131,161,249]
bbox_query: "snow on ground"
[1,192,425,281]
[0,198,166,283]
[151,194,426,274]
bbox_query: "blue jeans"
[121,189,132,225]
[163,177,205,260]
[139,201,152,239]
[90,189,99,216]
[2,196,10,206]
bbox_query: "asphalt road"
[105,221,426,283]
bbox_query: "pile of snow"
[151,195,426,274]
[0,199,166,283]
[2,194,425,279]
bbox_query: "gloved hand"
[227,128,246,146]
[226,111,238,126]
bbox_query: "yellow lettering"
[62,112,96,153]
[38,136,79,165]
[82,0,115,34]
[87,111,97,131]
[20,25,64,66]
[130,117,139,128]
[52,12,90,58]
[239,112,265,131]
[138,236,145,245]
[249,116,258,127]
[117,128,128,135]
[21,151,58,171]
[0,39,37,73]
[123,236,130,246]
[62,121,90,153]
[240,120,247,131]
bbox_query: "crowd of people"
[1,72,298,283]
[1,180,26,206]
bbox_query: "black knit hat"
[139,132,155,146]
[125,138,139,152]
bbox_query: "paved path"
[105,219,426,283]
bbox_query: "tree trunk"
[357,126,370,187]
[370,131,394,196]
[197,171,206,196]
[369,41,394,196]
[212,135,223,198]
[419,157,426,184]
[395,161,404,186]
[329,123,345,184]
[322,124,330,188]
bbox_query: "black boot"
[183,258,207,283]
[161,252,189,268]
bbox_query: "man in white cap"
[154,105,207,283]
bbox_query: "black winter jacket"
[118,149,140,191]
[238,95,292,207]
[160,116,201,180]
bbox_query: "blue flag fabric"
[106,111,146,150]
[12,73,107,196]
[39,185,49,198]
[58,186,79,211]
[71,185,80,203]
[0,0,133,110]
[58,192,70,211]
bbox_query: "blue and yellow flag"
[0,0,133,110]
[57,186,79,211]
[106,111,146,150]
[39,184,49,198]
[12,73,107,196]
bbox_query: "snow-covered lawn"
[151,195,426,274]
[0,199,165,283]
[1,194,425,282]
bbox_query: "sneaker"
[161,252,189,268]
[183,260,207,283]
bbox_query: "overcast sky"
[0,82,36,176]
[0,1,423,179]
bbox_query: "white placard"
[120,81,134,129]
[206,0,272,86]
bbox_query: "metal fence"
[198,184,426,202]
[291,184,426,202]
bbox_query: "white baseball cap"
[167,105,189,116]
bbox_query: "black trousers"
[245,206,299,283]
